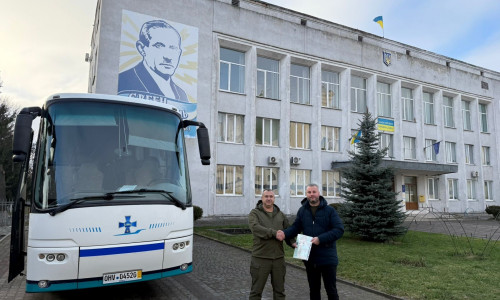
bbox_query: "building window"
[481,146,491,166]
[424,92,435,125]
[290,122,310,149]
[443,96,454,128]
[216,165,243,195]
[448,179,459,200]
[466,180,477,200]
[479,103,488,132]
[321,125,340,152]
[256,117,279,146]
[445,142,457,163]
[427,178,439,200]
[218,113,244,144]
[321,70,340,109]
[219,48,245,93]
[462,100,471,130]
[255,167,279,195]
[351,75,367,113]
[403,136,416,159]
[257,56,279,99]
[322,171,340,197]
[379,133,393,158]
[290,169,311,196]
[425,139,437,161]
[402,87,414,121]
[290,64,310,104]
[484,181,493,201]
[377,82,392,117]
[465,144,474,165]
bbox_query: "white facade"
[89,0,500,216]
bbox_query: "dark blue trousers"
[303,261,339,300]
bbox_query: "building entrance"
[404,176,418,210]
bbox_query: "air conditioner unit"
[268,156,278,164]
[290,156,301,165]
[471,171,479,178]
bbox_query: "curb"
[194,233,403,300]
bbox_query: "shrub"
[485,205,500,218]
[329,202,344,212]
[193,205,203,221]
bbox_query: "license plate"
[103,270,142,284]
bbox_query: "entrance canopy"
[331,160,458,176]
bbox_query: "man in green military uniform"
[248,189,294,300]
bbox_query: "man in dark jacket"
[248,189,293,300]
[280,184,344,300]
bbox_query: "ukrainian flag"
[373,16,383,29]
[350,130,361,145]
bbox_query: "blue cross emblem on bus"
[119,216,136,234]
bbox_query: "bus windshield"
[34,100,191,210]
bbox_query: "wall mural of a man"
[118,10,198,137]
[118,20,188,102]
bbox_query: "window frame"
[481,146,491,166]
[321,70,340,109]
[216,164,244,195]
[290,64,311,104]
[256,117,280,147]
[322,170,340,198]
[479,103,488,132]
[466,179,477,201]
[484,181,493,201]
[217,112,244,144]
[255,166,279,196]
[401,87,414,121]
[448,178,459,200]
[425,139,437,162]
[427,177,439,200]
[461,100,471,131]
[464,144,474,165]
[290,121,310,149]
[321,125,340,152]
[424,92,435,125]
[443,96,455,128]
[219,48,245,94]
[379,133,393,158]
[377,82,392,117]
[290,169,311,197]
[257,56,280,100]
[445,141,457,163]
[403,136,416,160]
[350,75,367,113]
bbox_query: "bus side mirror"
[197,127,211,165]
[12,107,41,163]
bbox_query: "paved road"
[0,234,394,300]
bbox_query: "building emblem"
[115,216,145,236]
[383,51,391,66]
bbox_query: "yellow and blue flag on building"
[373,16,383,29]
[350,130,361,145]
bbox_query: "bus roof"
[44,93,181,114]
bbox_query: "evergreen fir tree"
[340,112,406,242]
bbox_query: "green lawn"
[194,226,500,300]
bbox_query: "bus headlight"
[46,254,55,262]
[56,254,66,261]
[172,243,179,250]
[180,263,188,271]
[179,242,185,249]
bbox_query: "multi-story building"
[88,0,499,216]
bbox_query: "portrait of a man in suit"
[118,20,188,102]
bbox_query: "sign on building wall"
[118,10,199,137]
[378,117,394,132]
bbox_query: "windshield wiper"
[49,192,144,216]
[130,189,186,210]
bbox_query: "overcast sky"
[1,0,499,109]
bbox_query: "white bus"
[8,93,210,292]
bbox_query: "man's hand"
[291,242,297,248]
[311,237,320,245]
[276,230,285,241]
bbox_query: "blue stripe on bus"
[26,264,192,292]
[80,242,164,257]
